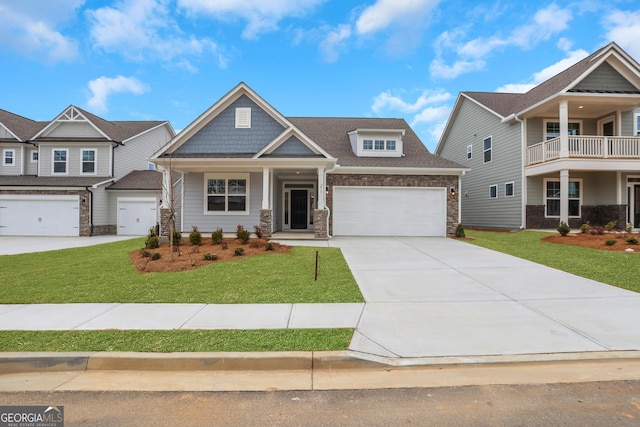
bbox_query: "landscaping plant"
[557,221,570,236]
[189,225,202,246]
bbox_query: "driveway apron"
[329,237,640,362]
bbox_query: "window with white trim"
[205,174,249,214]
[466,144,472,159]
[235,108,251,128]
[483,137,492,163]
[505,182,514,197]
[81,149,96,174]
[374,139,385,150]
[31,150,38,163]
[544,120,581,140]
[3,149,15,166]
[489,184,497,198]
[544,179,581,217]
[635,113,640,136]
[363,139,373,150]
[386,140,396,150]
[52,149,68,174]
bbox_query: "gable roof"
[0,109,46,141]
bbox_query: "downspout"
[324,162,338,239]
[515,115,526,230]
[85,186,94,236]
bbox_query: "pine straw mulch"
[129,237,291,273]
[541,232,640,252]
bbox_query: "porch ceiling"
[523,94,640,118]
[525,158,640,176]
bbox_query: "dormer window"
[348,129,405,158]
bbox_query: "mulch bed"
[541,232,640,252]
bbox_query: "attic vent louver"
[235,107,251,128]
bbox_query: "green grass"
[465,230,640,293]
[0,329,354,352]
[0,239,363,304]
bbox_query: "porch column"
[560,169,569,225]
[262,167,270,209]
[559,100,569,158]
[317,167,326,209]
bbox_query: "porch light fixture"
[578,105,584,109]
[450,186,456,196]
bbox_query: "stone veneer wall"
[0,189,93,236]
[526,205,627,229]
[314,209,328,238]
[259,209,273,238]
[325,174,459,235]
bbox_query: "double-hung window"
[466,144,472,159]
[3,149,15,166]
[81,149,96,174]
[489,185,497,198]
[505,182,514,197]
[205,174,249,214]
[483,137,492,163]
[545,179,581,217]
[53,149,68,174]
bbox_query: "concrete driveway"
[0,235,140,255]
[329,237,640,364]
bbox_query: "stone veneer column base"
[260,209,273,238]
[314,209,328,239]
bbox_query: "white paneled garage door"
[0,195,79,236]
[332,186,447,237]
[117,197,158,236]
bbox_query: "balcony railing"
[526,136,640,166]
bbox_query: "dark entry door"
[291,190,308,229]
[603,121,614,136]
[635,185,640,228]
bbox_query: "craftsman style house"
[436,42,640,230]
[0,106,174,236]
[152,82,467,238]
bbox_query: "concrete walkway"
[2,236,640,366]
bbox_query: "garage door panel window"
[81,149,96,174]
[53,149,68,174]
[205,174,249,214]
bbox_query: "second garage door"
[117,197,158,236]
[0,195,79,236]
[332,186,446,237]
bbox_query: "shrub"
[454,223,465,238]
[172,230,182,246]
[234,247,245,256]
[265,242,274,251]
[189,225,202,246]
[141,249,151,258]
[605,239,617,246]
[557,221,570,237]
[590,226,605,235]
[254,225,263,239]
[203,253,218,261]
[211,228,224,244]
[580,221,591,234]
[151,252,162,260]
[236,225,244,238]
[145,235,159,249]
[605,221,617,232]
[237,227,251,244]
[626,236,638,245]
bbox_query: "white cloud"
[603,9,640,59]
[355,0,440,35]
[372,89,451,114]
[430,3,573,79]
[0,0,81,62]
[86,76,148,113]
[412,106,451,125]
[178,0,325,40]
[87,0,227,69]
[319,24,351,63]
[496,46,588,93]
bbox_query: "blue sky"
[1,0,639,151]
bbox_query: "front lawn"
[0,238,363,304]
[465,230,640,293]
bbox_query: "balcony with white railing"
[526,136,640,166]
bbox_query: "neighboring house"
[0,106,174,236]
[152,82,467,238]
[436,42,640,230]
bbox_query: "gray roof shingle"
[0,176,112,187]
[107,170,163,190]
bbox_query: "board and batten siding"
[114,125,172,179]
[181,171,263,233]
[37,143,111,177]
[438,96,523,229]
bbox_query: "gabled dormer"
[348,128,405,158]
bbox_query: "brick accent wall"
[526,204,627,229]
[0,189,92,236]
[326,174,459,235]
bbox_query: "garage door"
[332,186,446,236]
[0,195,79,236]
[117,197,158,236]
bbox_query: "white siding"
[91,186,110,226]
[48,122,103,138]
[36,143,111,176]
[1,144,21,176]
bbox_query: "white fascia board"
[91,178,116,188]
[332,165,469,176]
[32,105,110,140]
[254,127,334,159]
[153,156,336,172]
[0,123,22,141]
[350,128,406,136]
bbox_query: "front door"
[635,185,640,228]
[290,190,308,229]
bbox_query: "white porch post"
[262,167,270,209]
[317,167,326,209]
[161,167,171,208]
[559,100,569,158]
[560,169,569,224]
